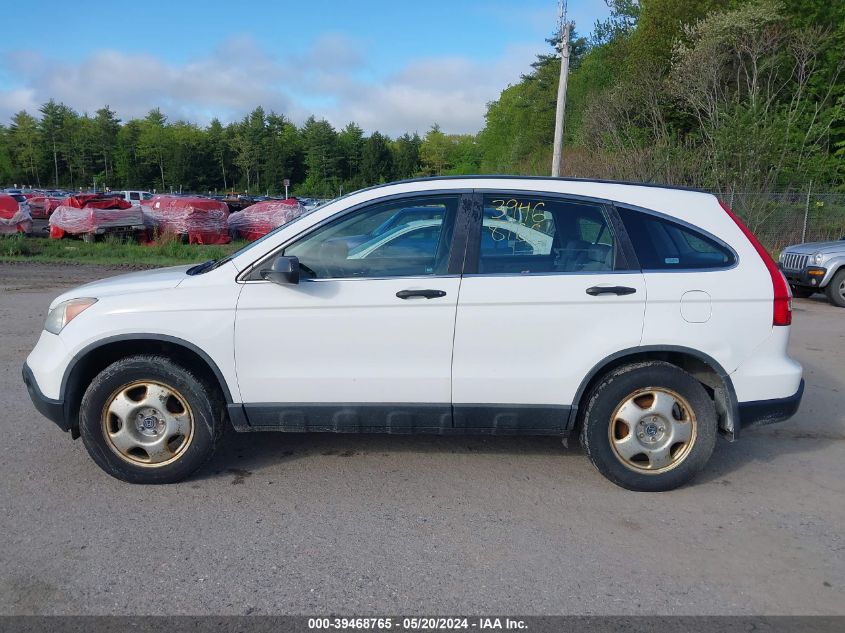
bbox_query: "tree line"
[480,0,844,196]
[0,103,484,197]
[0,0,842,200]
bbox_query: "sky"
[0,1,610,136]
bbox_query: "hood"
[51,264,193,307]
[783,240,844,255]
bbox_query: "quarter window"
[283,196,458,279]
[616,207,735,270]
[475,195,617,274]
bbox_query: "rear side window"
[617,207,735,270]
[474,195,618,274]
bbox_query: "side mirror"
[260,255,300,285]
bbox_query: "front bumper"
[780,265,829,288]
[22,363,70,433]
[738,379,804,429]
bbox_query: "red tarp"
[0,194,32,234]
[49,195,140,239]
[64,194,132,210]
[227,199,304,241]
[141,196,230,244]
[28,196,63,219]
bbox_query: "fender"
[60,333,234,404]
[820,256,845,287]
[567,345,741,439]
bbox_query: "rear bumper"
[738,379,804,429]
[22,362,70,433]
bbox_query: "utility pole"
[802,180,812,244]
[551,0,571,177]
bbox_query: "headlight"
[813,253,823,265]
[45,298,97,334]
[778,251,785,262]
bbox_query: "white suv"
[23,177,804,491]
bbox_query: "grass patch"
[0,234,246,267]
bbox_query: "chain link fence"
[713,189,845,252]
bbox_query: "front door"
[451,192,647,432]
[234,193,466,432]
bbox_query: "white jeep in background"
[23,177,804,491]
[779,238,845,307]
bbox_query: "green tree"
[137,109,170,190]
[337,122,365,186]
[361,131,393,184]
[94,106,121,183]
[420,124,451,176]
[39,99,74,186]
[392,133,422,179]
[9,111,41,186]
[301,117,339,196]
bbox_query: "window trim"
[239,189,473,282]
[612,203,739,273]
[462,189,634,277]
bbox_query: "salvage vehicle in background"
[23,177,804,491]
[228,198,304,240]
[49,194,145,242]
[28,194,64,220]
[141,195,230,244]
[779,237,845,307]
[0,193,32,234]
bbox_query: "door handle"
[586,285,637,296]
[396,289,447,299]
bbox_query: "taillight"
[719,200,791,326]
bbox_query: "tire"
[580,361,717,492]
[790,286,814,299]
[79,355,223,484]
[824,269,845,308]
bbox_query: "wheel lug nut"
[638,432,644,438]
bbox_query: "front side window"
[284,195,459,279]
[474,195,617,274]
[616,207,735,270]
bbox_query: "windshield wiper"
[186,260,216,275]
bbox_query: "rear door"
[451,191,647,432]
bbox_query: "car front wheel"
[824,269,845,308]
[580,361,717,492]
[79,355,222,484]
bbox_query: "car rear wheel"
[580,361,717,492]
[824,269,845,308]
[79,355,222,484]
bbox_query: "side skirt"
[227,403,571,436]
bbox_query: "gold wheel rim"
[100,380,194,468]
[608,387,697,474]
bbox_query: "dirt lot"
[0,262,842,615]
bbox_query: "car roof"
[353,175,708,195]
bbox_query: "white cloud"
[0,35,542,136]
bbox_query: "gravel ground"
[0,262,842,615]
